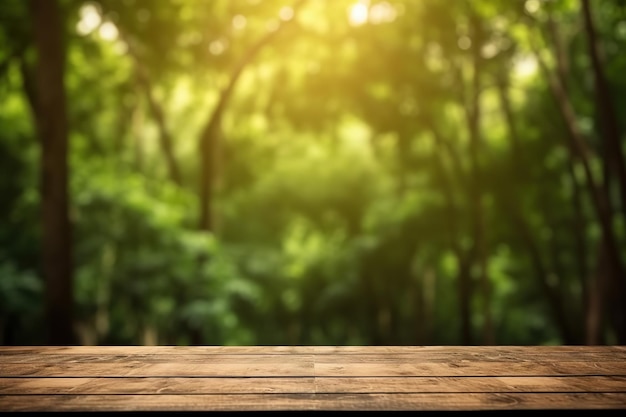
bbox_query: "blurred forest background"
[0,0,625,347]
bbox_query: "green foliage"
[0,263,42,344]
[1,0,625,346]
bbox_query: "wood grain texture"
[2,393,626,411]
[1,345,625,411]
[3,361,625,377]
[1,376,625,395]
[4,350,626,363]
[2,345,625,355]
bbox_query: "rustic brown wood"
[1,346,625,411]
[3,360,625,377]
[2,345,624,354]
[2,393,626,412]
[3,350,626,363]
[1,376,625,395]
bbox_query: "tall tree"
[29,0,75,344]
[198,0,306,232]
[580,0,626,342]
[532,26,626,344]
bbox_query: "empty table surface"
[1,345,626,412]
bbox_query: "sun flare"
[349,1,369,26]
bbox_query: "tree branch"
[198,0,308,231]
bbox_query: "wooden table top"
[1,345,626,412]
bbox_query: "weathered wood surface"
[1,346,625,412]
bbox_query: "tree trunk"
[118,28,183,186]
[430,125,473,345]
[545,5,570,93]
[496,74,576,344]
[29,0,75,345]
[567,160,590,306]
[198,0,306,231]
[464,14,493,344]
[542,10,590,298]
[581,0,626,217]
[586,241,608,345]
[136,67,182,186]
[534,41,626,343]
[581,0,626,343]
[132,94,145,172]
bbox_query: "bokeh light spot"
[349,2,369,26]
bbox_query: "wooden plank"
[311,352,626,363]
[1,345,625,356]
[0,362,313,377]
[0,377,315,395]
[0,346,319,355]
[0,354,318,364]
[3,351,626,363]
[1,376,625,395]
[0,354,316,364]
[313,361,626,377]
[2,360,625,377]
[1,392,626,411]
[1,346,625,412]
[314,376,626,393]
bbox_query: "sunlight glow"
[457,36,471,50]
[525,0,540,15]
[349,2,369,27]
[76,3,101,35]
[339,115,372,152]
[279,6,294,21]
[232,14,247,30]
[369,2,397,25]
[209,39,227,55]
[513,55,538,79]
[99,21,119,41]
[481,42,498,59]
